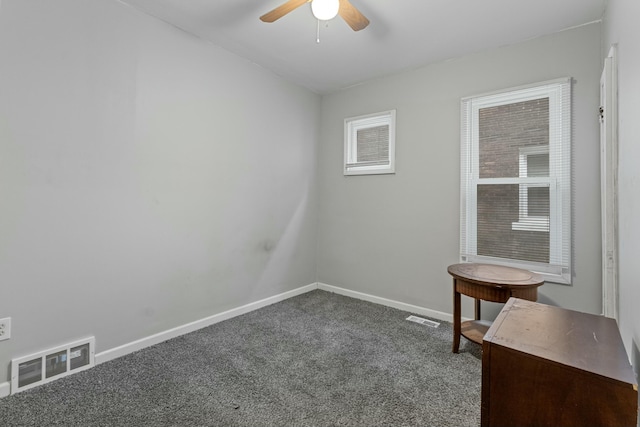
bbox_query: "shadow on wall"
[536,293,559,307]
[480,292,560,322]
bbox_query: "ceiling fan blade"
[338,0,369,31]
[260,0,309,23]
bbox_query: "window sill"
[344,166,395,176]
[461,256,571,285]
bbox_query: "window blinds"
[460,79,572,283]
[347,124,389,168]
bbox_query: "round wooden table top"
[447,263,544,287]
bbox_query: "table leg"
[453,279,461,353]
[475,298,481,321]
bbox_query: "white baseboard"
[317,282,457,323]
[95,283,318,365]
[0,381,10,399]
[97,282,459,366]
[1,282,461,399]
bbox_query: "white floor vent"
[11,337,95,394]
[406,315,440,328]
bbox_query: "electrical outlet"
[0,317,11,341]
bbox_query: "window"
[344,110,396,175]
[460,79,571,284]
[512,146,550,232]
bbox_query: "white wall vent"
[406,315,440,328]
[11,337,95,394]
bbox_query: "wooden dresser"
[481,298,638,427]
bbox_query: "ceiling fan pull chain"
[316,19,321,43]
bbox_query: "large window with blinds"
[344,110,396,175]
[460,79,571,284]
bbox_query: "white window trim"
[344,110,396,176]
[460,78,571,284]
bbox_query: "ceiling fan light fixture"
[311,0,340,21]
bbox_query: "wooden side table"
[448,263,544,353]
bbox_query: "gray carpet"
[0,290,482,426]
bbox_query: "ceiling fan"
[260,0,370,32]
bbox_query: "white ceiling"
[119,0,607,94]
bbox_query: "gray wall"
[0,0,320,384]
[317,23,603,320]
[603,0,640,378]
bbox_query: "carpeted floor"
[0,290,482,426]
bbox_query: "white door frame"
[600,45,619,320]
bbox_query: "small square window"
[344,110,396,175]
[511,146,551,232]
